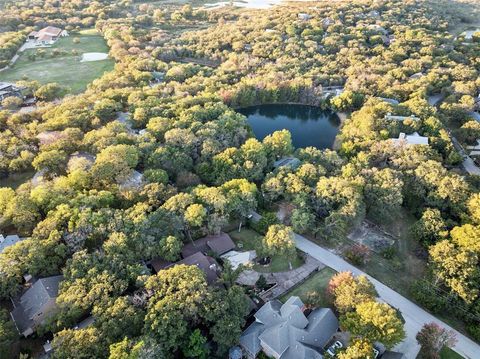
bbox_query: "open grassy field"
[279,267,336,307]
[0,31,114,94]
[229,228,304,273]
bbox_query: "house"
[409,72,424,80]
[240,296,339,359]
[321,17,334,28]
[391,132,429,146]
[298,13,312,21]
[151,252,220,285]
[384,113,420,122]
[0,234,24,253]
[119,170,144,190]
[181,232,236,258]
[0,82,22,101]
[273,157,301,169]
[378,97,399,105]
[10,275,63,337]
[28,26,68,46]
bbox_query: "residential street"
[293,234,479,359]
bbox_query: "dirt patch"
[348,221,395,253]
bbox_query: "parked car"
[326,340,343,356]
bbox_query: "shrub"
[249,211,278,234]
[343,243,370,266]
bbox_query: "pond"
[239,104,341,149]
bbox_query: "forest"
[0,0,480,358]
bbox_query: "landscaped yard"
[0,31,114,93]
[279,267,336,307]
[228,228,304,273]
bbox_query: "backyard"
[279,267,336,307]
[0,30,114,93]
[228,228,304,272]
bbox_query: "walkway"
[294,234,479,359]
[236,254,324,301]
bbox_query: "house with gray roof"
[0,234,24,253]
[240,296,339,359]
[10,275,63,337]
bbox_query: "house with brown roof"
[181,232,236,258]
[27,26,68,46]
[150,252,220,285]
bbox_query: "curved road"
[294,233,479,359]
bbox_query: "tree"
[340,301,405,349]
[35,82,67,101]
[0,309,16,358]
[327,271,376,313]
[262,130,293,162]
[262,224,296,257]
[291,208,316,234]
[32,149,68,176]
[429,240,479,303]
[411,208,447,246]
[2,96,23,110]
[92,144,139,186]
[52,327,106,359]
[183,329,209,359]
[337,339,374,359]
[416,322,457,359]
[144,265,208,352]
[204,285,249,355]
[363,168,403,221]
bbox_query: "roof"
[206,232,235,255]
[382,351,406,359]
[221,250,256,270]
[392,132,429,146]
[384,113,419,122]
[273,157,301,169]
[37,34,53,42]
[11,275,63,334]
[0,234,24,253]
[229,346,243,359]
[181,232,235,258]
[150,257,173,273]
[177,252,219,285]
[37,26,63,37]
[240,296,338,359]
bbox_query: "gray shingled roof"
[0,234,24,253]
[11,275,63,334]
[240,296,338,359]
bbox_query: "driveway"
[294,234,479,359]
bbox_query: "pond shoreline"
[238,103,343,150]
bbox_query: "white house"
[391,132,429,146]
[27,26,69,46]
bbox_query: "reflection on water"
[239,104,341,149]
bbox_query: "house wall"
[260,340,281,359]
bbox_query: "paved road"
[294,234,479,359]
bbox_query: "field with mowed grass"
[0,31,114,93]
[279,267,336,307]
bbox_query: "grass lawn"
[228,228,304,273]
[279,267,336,307]
[0,32,114,93]
[440,347,464,359]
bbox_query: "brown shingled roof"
[181,232,235,258]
